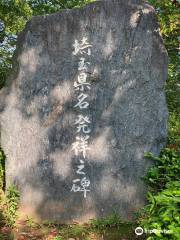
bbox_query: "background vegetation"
[0,0,179,239]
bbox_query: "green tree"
[0,0,94,88]
[139,3,180,238]
[0,0,32,87]
[149,0,180,114]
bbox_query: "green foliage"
[138,2,180,238]
[0,0,95,88]
[26,216,37,228]
[0,0,33,87]
[4,185,20,226]
[167,61,180,114]
[139,147,180,239]
[168,112,180,149]
[144,148,180,191]
[0,148,5,190]
[57,224,90,239]
[53,236,63,240]
[28,0,95,15]
[90,213,123,230]
[139,181,180,240]
[53,215,133,240]
[148,0,180,115]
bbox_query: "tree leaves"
[0,0,95,87]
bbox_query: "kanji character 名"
[72,135,90,158]
[74,93,89,109]
[72,37,92,56]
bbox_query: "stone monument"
[0,0,168,223]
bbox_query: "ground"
[0,214,145,240]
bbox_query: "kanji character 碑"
[71,177,91,198]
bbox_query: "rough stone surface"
[0,0,168,223]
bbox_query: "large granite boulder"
[0,0,168,223]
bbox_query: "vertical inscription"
[71,37,93,198]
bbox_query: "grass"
[0,213,144,240]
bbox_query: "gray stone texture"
[0,0,168,223]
